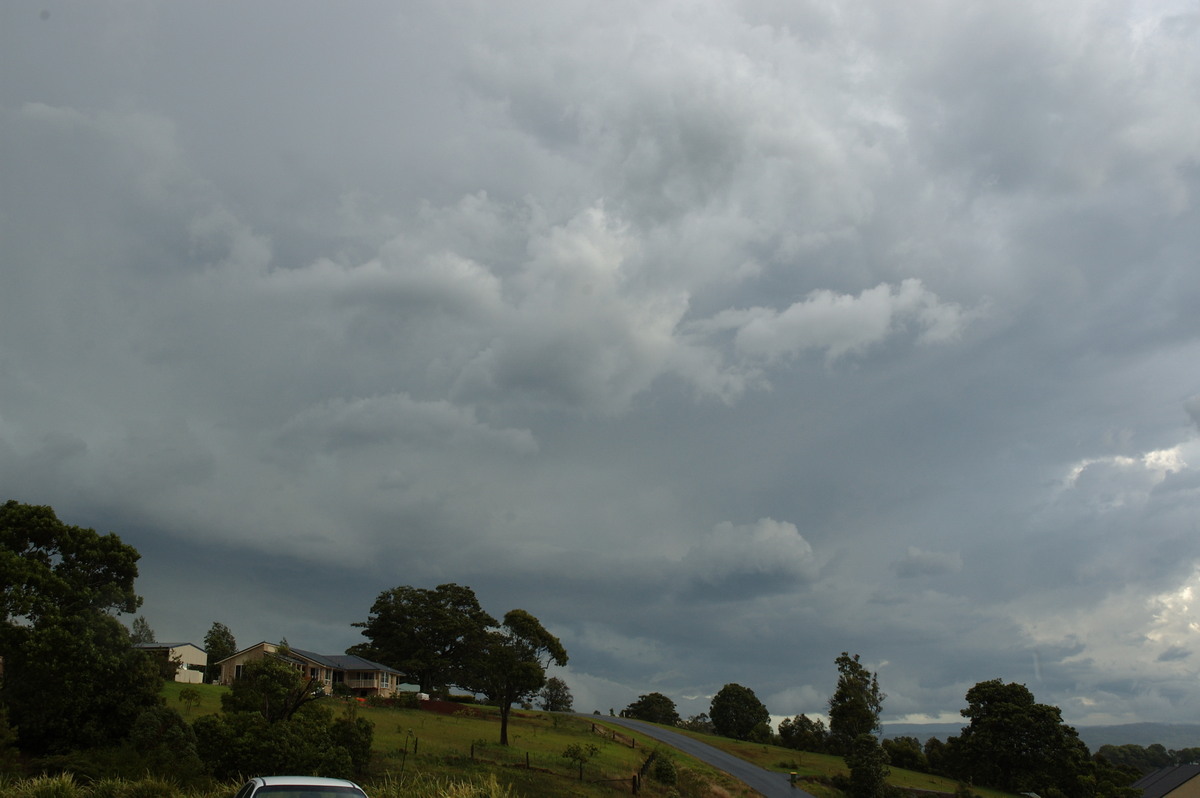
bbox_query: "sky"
[3,0,1200,730]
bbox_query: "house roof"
[1132,764,1200,798]
[135,642,205,652]
[212,641,404,677]
[290,647,405,677]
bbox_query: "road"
[594,716,815,798]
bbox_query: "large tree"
[0,500,160,754]
[1,500,141,625]
[779,714,828,752]
[349,583,496,694]
[946,679,1091,795]
[710,683,771,741]
[827,652,885,755]
[460,609,568,745]
[623,692,681,725]
[203,621,237,682]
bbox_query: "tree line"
[0,499,1176,796]
[620,654,1142,798]
[0,501,565,780]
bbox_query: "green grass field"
[157,684,1014,798]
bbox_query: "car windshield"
[256,788,366,798]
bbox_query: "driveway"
[594,716,815,798]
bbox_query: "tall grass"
[0,774,518,798]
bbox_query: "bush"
[651,755,678,786]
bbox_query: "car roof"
[253,777,363,788]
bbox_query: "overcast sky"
[4,0,1200,729]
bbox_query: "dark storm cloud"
[3,0,1200,725]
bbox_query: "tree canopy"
[622,692,681,726]
[350,583,496,694]
[0,500,159,754]
[827,652,885,755]
[460,608,568,745]
[946,679,1092,795]
[539,676,574,712]
[1,500,142,626]
[203,621,237,682]
[221,648,324,722]
[710,683,771,741]
[779,714,828,752]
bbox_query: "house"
[215,641,406,698]
[136,642,207,684]
[1133,765,1200,798]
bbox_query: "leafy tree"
[221,649,323,722]
[329,711,374,779]
[130,615,156,644]
[3,607,162,753]
[710,683,770,741]
[845,733,890,798]
[779,714,828,752]
[350,583,496,694]
[195,702,351,780]
[679,713,716,734]
[561,742,600,780]
[947,679,1091,795]
[882,735,927,772]
[622,692,681,725]
[130,704,204,779]
[827,652,885,755]
[0,707,18,775]
[0,501,159,754]
[923,737,948,774]
[460,609,568,745]
[1095,743,1173,775]
[0,500,141,625]
[203,621,237,683]
[539,676,574,711]
[178,686,202,715]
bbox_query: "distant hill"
[882,722,1200,752]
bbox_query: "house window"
[381,673,389,688]
[234,664,243,680]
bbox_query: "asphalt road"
[594,716,815,798]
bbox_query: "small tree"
[222,651,322,722]
[622,692,681,725]
[204,621,237,683]
[845,733,890,798]
[562,742,599,780]
[131,615,156,645]
[710,683,770,741]
[679,713,716,734]
[178,685,202,715]
[540,676,574,711]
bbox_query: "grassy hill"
[160,683,1016,798]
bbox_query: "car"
[232,776,369,798]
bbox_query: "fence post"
[632,774,639,794]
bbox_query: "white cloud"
[681,518,819,591]
[693,279,971,365]
[894,547,964,578]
